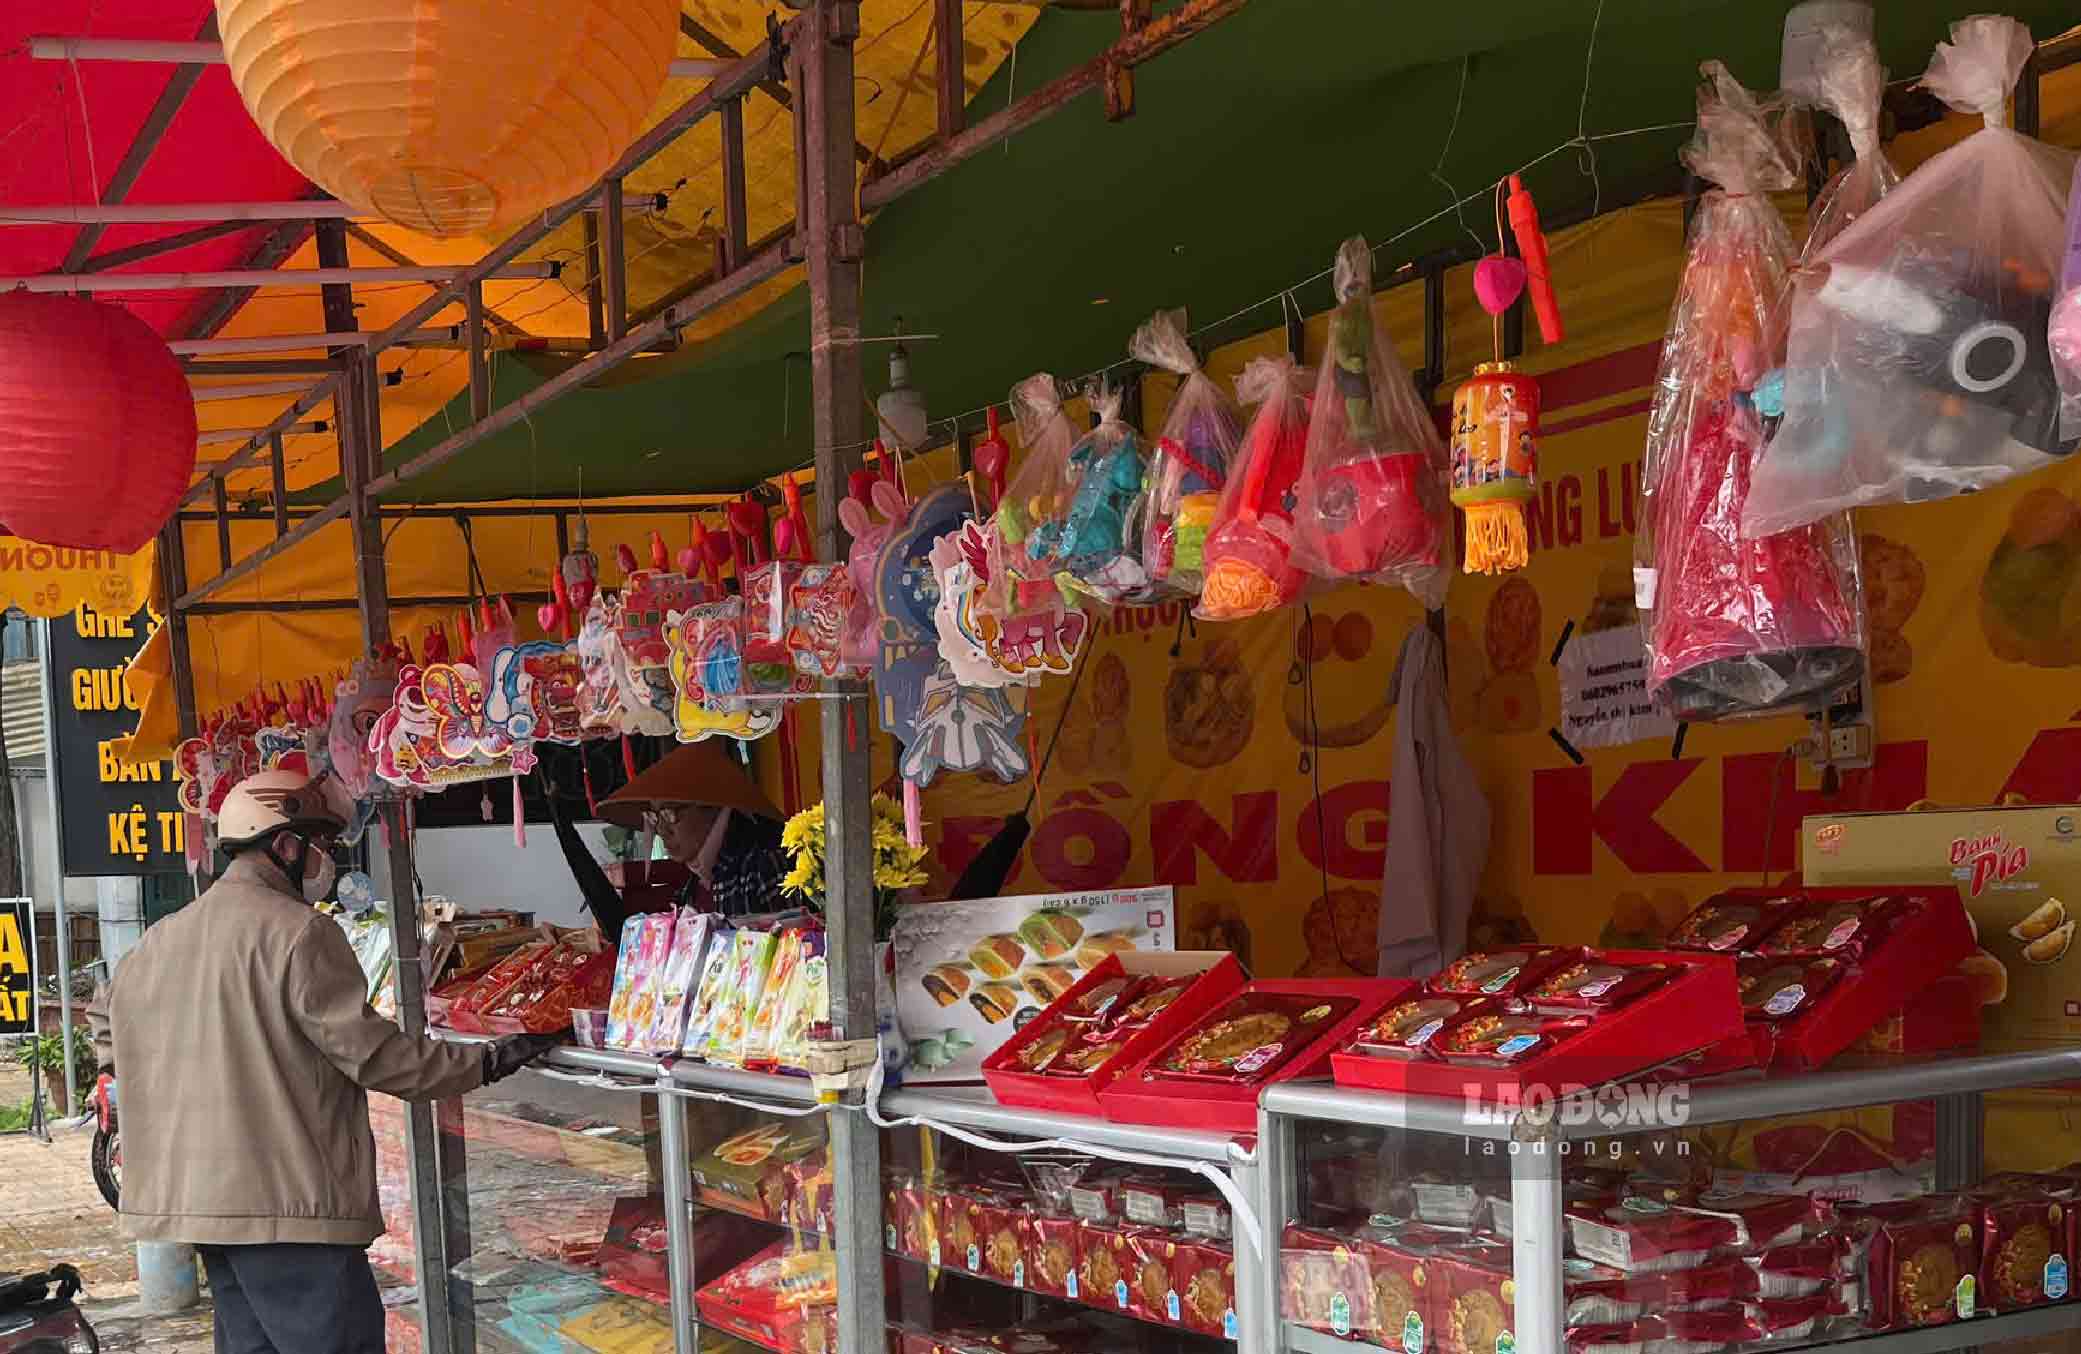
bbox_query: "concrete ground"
[0,1062,215,1353]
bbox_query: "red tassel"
[513,776,526,849]
[846,702,857,752]
[621,734,637,780]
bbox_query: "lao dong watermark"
[1459,1081,1693,1144]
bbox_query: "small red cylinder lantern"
[0,294,197,552]
[1450,361,1540,574]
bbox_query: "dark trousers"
[198,1244,385,1354]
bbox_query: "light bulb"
[878,340,930,452]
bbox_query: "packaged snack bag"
[1636,62,1864,722]
[1128,308,1240,599]
[772,929,828,1074]
[604,913,656,1049]
[986,374,1081,620]
[1290,236,1450,605]
[704,929,780,1067]
[1197,355,1311,620]
[741,927,806,1069]
[641,910,713,1055]
[1753,15,2078,533]
[681,927,738,1057]
[1051,382,1152,604]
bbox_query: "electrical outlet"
[1805,673,1876,775]
[1826,722,1872,764]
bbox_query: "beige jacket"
[89,853,485,1246]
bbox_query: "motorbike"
[0,1264,100,1354]
[88,1076,118,1213]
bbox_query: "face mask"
[302,850,337,904]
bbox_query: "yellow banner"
[0,536,154,619]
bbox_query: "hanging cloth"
[1376,624,1490,978]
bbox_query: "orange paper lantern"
[0,294,196,553]
[215,0,682,237]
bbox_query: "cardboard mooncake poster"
[888,886,1175,1083]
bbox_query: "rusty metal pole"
[156,521,208,889]
[466,281,490,422]
[797,8,885,1354]
[317,219,471,1354]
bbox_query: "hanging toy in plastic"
[1451,186,1545,576]
[987,375,1079,621]
[1128,309,1239,599]
[1049,380,1152,603]
[1749,16,2077,533]
[1290,237,1449,604]
[561,513,600,613]
[1636,61,1864,723]
[1196,355,1312,621]
[2049,164,2081,425]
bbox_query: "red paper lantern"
[0,294,196,552]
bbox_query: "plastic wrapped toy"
[1129,308,1240,598]
[2052,121,2081,433]
[1637,62,1865,722]
[1196,355,1311,621]
[1048,381,1151,604]
[1290,237,1449,604]
[987,374,1080,620]
[1745,16,2079,536]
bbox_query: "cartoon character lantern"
[1450,363,1540,574]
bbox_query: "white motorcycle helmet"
[218,770,352,900]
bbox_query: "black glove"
[481,1033,563,1085]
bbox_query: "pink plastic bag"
[1746,16,2078,536]
[1636,62,1864,723]
[1289,237,1449,605]
[1128,308,1240,599]
[1196,355,1310,621]
[2051,111,2081,432]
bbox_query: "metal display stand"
[490,1048,1274,1354]
[1261,1047,2081,1354]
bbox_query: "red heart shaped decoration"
[536,602,561,633]
[1473,255,1528,317]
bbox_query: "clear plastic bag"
[1289,237,1449,603]
[1637,62,1865,722]
[1052,380,1152,604]
[1798,25,1900,258]
[986,373,1080,618]
[2052,132,2081,434]
[1196,355,1311,621]
[1128,308,1241,599]
[1745,16,2079,537]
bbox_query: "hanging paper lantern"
[215,0,682,237]
[0,294,196,552]
[1449,361,1540,574]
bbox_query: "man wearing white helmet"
[89,770,556,1354]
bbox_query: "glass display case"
[1261,1047,2081,1354]
[407,1020,2081,1354]
[408,1043,1273,1354]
